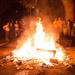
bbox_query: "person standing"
[67,19,73,37]
[14,21,19,37]
[3,23,10,41]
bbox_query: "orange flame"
[12,17,65,65]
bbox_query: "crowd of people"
[2,20,21,41]
[53,17,75,38]
[2,17,75,43]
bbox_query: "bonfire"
[12,17,66,66]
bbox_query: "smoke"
[16,0,65,48]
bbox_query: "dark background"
[0,0,75,39]
[0,0,74,27]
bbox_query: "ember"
[12,17,66,66]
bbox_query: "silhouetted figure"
[67,19,73,37]
[14,21,19,37]
[3,23,10,41]
[72,23,75,37]
[53,17,63,43]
